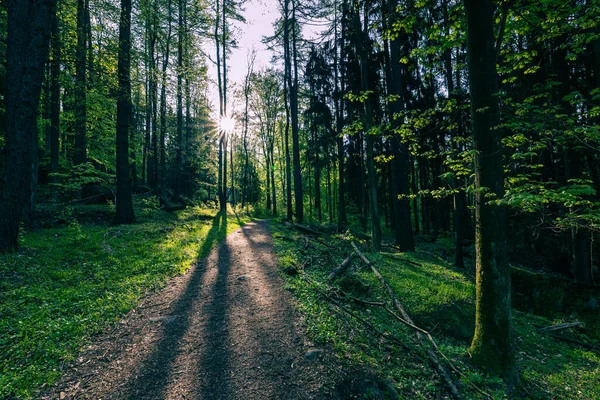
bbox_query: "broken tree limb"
[311,236,334,249]
[351,241,373,266]
[328,252,356,281]
[321,293,409,350]
[538,321,584,333]
[351,241,461,399]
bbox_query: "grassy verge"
[271,221,600,399]
[0,204,250,398]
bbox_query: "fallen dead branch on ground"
[350,241,462,399]
[328,252,356,281]
[538,321,584,333]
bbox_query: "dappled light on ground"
[42,219,351,399]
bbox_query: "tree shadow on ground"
[119,211,231,399]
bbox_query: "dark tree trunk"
[221,0,228,209]
[387,1,414,251]
[50,12,60,200]
[113,0,136,225]
[464,0,515,381]
[335,0,347,230]
[160,0,172,202]
[74,0,87,165]
[0,0,57,252]
[357,3,381,250]
[290,0,303,223]
[173,0,184,202]
[282,7,293,221]
[271,145,277,215]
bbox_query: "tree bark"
[74,0,88,165]
[49,11,61,200]
[160,0,172,202]
[387,0,414,251]
[464,0,515,381]
[0,0,57,252]
[290,0,303,223]
[357,2,381,250]
[113,0,136,225]
[173,0,184,202]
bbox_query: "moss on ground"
[0,204,251,399]
[271,221,600,399]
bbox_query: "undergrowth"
[0,203,251,398]
[271,221,600,399]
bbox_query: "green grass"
[271,222,600,399]
[0,204,251,399]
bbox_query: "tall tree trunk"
[173,0,184,202]
[464,0,515,381]
[242,54,254,208]
[357,3,381,250]
[290,0,303,222]
[283,24,293,221]
[215,0,225,211]
[221,0,228,208]
[160,0,172,202]
[113,0,136,225]
[50,12,60,200]
[387,0,414,251]
[335,0,347,230]
[0,0,57,252]
[74,0,87,165]
[271,145,277,215]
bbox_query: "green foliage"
[0,206,250,398]
[50,162,115,194]
[271,221,600,399]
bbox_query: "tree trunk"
[113,0,136,225]
[0,0,57,252]
[283,19,293,221]
[290,0,303,223]
[50,12,60,200]
[464,0,515,381]
[335,0,347,231]
[74,0,87,165]
[387,1,414,251]
[357,3,381,250]
[173,0,184,202]
[160,0,172,202]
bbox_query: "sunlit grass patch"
[270,221,600,399]
[0,205,250,399]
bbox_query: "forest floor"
[2,205,599,399]
[39,218,360,400]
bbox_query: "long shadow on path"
[84,217,351,400]
[120,212,229,399]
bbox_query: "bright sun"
[218,115,236,134]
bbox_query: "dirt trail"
[42,218,354,399]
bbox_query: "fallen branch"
[328,252,356,281]
[351,241,462,399]
[322,293,409,350]
[311,236,334,249]
[351,241,374,266]
[538,321,584,333]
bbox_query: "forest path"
[42,217,352,400]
